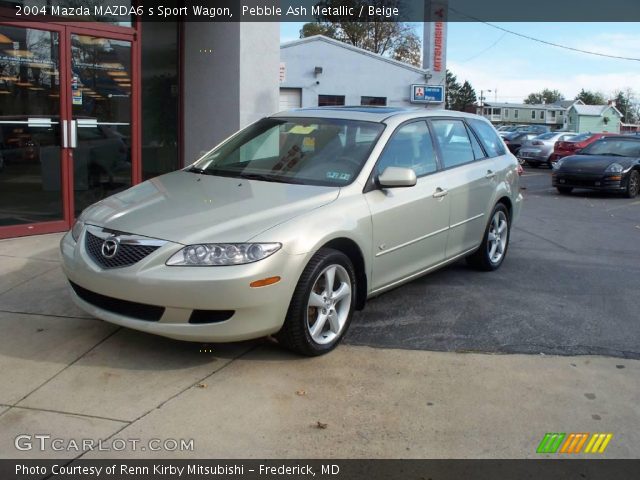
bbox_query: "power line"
[460,32,507,62]
[448,8,640,62]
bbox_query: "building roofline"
[280,35,428,75]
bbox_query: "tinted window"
[582,138,640,157]
[467,125,486,159]
[376,121,437,177]
[431,119,475,168]
[536,132,557,140]
[468,118,506,157]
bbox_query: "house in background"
[477,100,583,130]
[279,35,432,110]
[565,103,623,133]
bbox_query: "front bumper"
[60,230,306,342]
[552,171,626,192]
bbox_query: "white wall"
[183,21,279,164]
[280,40,430,109]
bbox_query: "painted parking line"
[606,199,640,212]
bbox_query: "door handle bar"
[62,120,68,148]
[432,188,448,198]
[485,170,496,179]
[70,120,77,149]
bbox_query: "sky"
[280,22,640,104]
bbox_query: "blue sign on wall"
[411,84,444,103]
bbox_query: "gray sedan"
[518,132,577,168]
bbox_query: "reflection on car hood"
[558,155,636,172]
[82,171,340,244]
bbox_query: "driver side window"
[376,121,437,177]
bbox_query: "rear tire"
[624,170,639,198]
[276,248,356,356]
[557,186,573,194]
[528,162,539,168]
[466,203,510,272]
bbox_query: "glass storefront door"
[69,33,132,216]
[0,24,65,232]
[0,21,136,238]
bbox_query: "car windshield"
[190,117,384,186]
[581,138,640,157]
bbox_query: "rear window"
[568,133,591,142]
[467,118,506,157]
[536,132,557,140]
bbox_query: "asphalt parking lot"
[0,167,639,460]
[347,168,640,359]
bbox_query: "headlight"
[71,219,84,242]
[605,163,624,173]
[166,243,282,266]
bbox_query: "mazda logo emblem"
[101,237,119,259]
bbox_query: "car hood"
[558,155,637,173]
[82,171,340,244]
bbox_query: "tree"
[524,88,565,105]
[452,81,477,111]
[575,89,606,105]
[611,89,638,124]
[300,0,422,67]
[445,70,461,110]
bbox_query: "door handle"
[485,170,496,179]
[432,187,448,198]
[62,120,68,148]
[69,120,77,149]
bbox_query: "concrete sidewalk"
[0,233,638,459]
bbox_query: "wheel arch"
[320,237,368,310]
[496,195,513,220]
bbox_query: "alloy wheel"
[487,211,508,264]
[306,264,352,345]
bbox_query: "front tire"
[625,170,639,198]
[557,186,573,194]
[276,248,356,356]
[466,204,510,271]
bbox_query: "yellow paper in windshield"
[289,125,317,135]
[302,136,315,151]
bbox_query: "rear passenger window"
[376,121,437,177]
[467,118,506,157]
[431,119,475,168]
[467,125,486,159]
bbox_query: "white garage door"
[279,88,301,111]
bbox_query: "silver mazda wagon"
[61,107,522,355]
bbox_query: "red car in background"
[550,132,616,163]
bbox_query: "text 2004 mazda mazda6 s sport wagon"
[61,107,522,355]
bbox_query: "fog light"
[250,276,281,288]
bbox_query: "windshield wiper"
[594,152,626,157]
[238,172,305,184]
[186,166,211,175]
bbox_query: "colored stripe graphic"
[538,433,613,454]
[537,433,566,453]
[560,433,589,453]
[585,433,613,453]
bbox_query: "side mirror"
[377,166,417,188]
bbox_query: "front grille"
[86,231,160,269]
[69,281,165,321]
